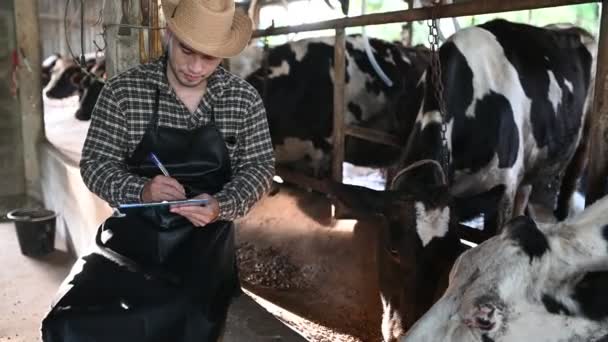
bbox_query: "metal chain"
[427,13,450,175]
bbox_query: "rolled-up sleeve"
[214,96,275,221]
[80,83,147,206]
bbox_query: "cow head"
[330,161,504,341]
[403,196,608,341]
[44,58,86,99]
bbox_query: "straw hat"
[161,0,252,58]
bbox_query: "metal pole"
[586,1,608,206]
[14,0,44,199]
[253,0,597,38]
[80,0,85,64]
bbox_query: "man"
[41,0,274,341]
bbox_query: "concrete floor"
[0,222,306,342]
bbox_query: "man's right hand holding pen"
[141,153,219,227]
[141,152,186,202]
[141,175,186,202]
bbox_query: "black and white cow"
[43,54,106,121]
[331,20,596,342]
[44,56,85,99]
[403,197,608,341]
[245,35,430,176]
[396,19,596,232]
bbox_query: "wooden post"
[149,0,162,59]
[14,0,43,199]
[332,28,346,218]
[402,0,414,46]
[585,1,608,206]
[332,28,346,184]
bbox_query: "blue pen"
[149,152,170,176]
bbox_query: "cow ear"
[504,215,550,262]
[328,181,393,218]
[453,184,505,222]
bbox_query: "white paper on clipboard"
[116,198,209,209]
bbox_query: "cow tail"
[554,113,590,220]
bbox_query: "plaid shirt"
[80,56,275,221]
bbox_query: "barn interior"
[1,0,607,341]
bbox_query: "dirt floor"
[235,184,384,342]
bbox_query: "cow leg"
[555,123,589,220]
[513,184,532,216]
[311,151,331,178]
[375,225,407,342]
[380,293,405,342]
[526,175,562,224]
[484,185,516,234]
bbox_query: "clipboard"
[116,198,209,209]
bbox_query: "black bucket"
[7,208,57,257]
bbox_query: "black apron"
[42,89,240,342]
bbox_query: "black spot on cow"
[481,334,495,342]
[507,216,550,262]
[603,225,608,249]
[417,41,519,173]
[347,102,363,122]
[248,41,336,146]
[573,271,608,321]
[480,19,592,159]
[542,293,572,315]
[440,42,519,171]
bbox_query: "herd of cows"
[42,18,607,341]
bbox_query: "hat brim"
[162,0,252,58]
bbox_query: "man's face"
[167,36,223,88]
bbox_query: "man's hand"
[170,193,220,227]
[141,175,186,202]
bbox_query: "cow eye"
[386,247,401,263]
